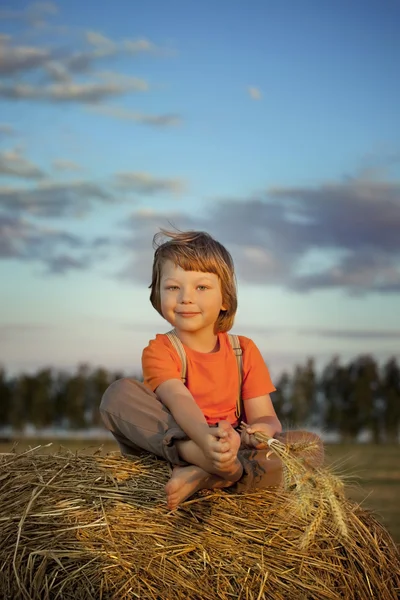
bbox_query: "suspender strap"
[165,329,243,420]
[228,334,243,420]
[165,329,187,384]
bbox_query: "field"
[1,438,399,545]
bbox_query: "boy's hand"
[201,423,240,470]
[241,423,276,449]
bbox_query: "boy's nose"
[178,288,193,303]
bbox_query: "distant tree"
[30,368,55,428]
[272,372,291,423]
[349,355,381,443]
[53,371,70,427]
[320,356,341,433]
[112,371,126,381]
[287,359,316,426]
[1,355,398,444]
[320,357,359,442]
[381,357,400,443]
[10,374,33,430]
[88,367,112,426]
[64,364,89,429]
[0,367,12,428]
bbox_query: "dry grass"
[254,433,350,548]
[1,443,399,600]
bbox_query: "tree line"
[0,354,399,443]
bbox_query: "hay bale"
[1,447,399,600]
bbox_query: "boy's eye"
[166,285,179,291]
[197,285,209,291]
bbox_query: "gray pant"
[100,378,190,465]
[100,378,324,490]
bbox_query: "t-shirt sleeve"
[142,334,182,392]
[239,336,276,400]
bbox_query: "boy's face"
[159,260,227,337]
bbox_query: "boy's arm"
[156,379,227,455]
[241,394,282,448]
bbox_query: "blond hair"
[149,229,237,333]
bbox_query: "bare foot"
[165,465,236,510]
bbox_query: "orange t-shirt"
[142,332,276,425]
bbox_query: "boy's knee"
[100,377,137,412]
[100,377,152,414]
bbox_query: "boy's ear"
[221,302,228,311]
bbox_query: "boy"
[100,230,322,509]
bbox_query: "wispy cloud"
[87,104,182,127]
[117,210,199,282]
[86,31,161,57]
[0,27,167,105]
[0,2,58,27]
[0,148,44,179]
[297,328,400,340]
[114,172,400,295]
[0,36,52,76]
[85,30,116,55]
[114,172,186,195]
[45,253,89,274]
[0,322,54,342]
[0,73,148,103]
[0,123,15,136]
[0,213,82,258]
[248,86,262,100]
[0,179,114,217]
[52,159,83,172]
[0,25,163,78]
[0,213,107,274]
[2,129,398,297]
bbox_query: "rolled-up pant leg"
[236,430,324,491]
[100,378,188,465]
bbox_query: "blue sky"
[1,0,399,378]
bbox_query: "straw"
[1,446,399,600]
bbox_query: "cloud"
[0,212,82,257]
[0,30,161,105]
[114,172,185,195]
[0,37,52,76]
[0,165,184,220]
[298,328,400,340]
[248,86,262,100]
[0,213,103,274]
[45,253,89,274]
[0,322,53,343]
[44,60,71,83]
[207,176,400,293]
[0,323,51,333]
[0,2,58,27]
[87,104,182,127]
[0,73,148,103]
[0,148,44,179]
[289,251,400,294]
[0,123,15,136]
[0,30,165,79]
[52,159,83,172]
[117,210,200,282]
[85,31,117,55]
[115,172,400,295]
[0,179,114,217]
[62,35,161,74]
[85,32,160,58]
